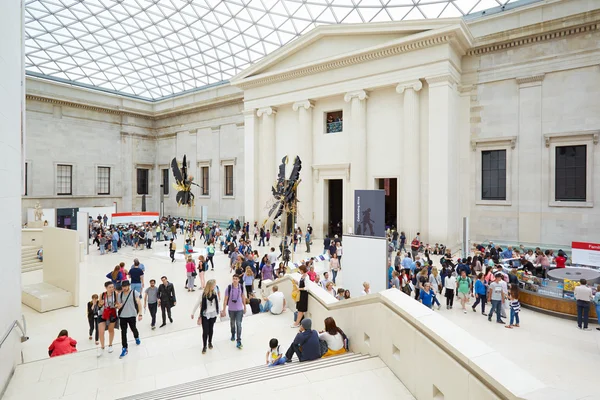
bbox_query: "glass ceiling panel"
[25,0,517,101]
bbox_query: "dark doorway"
[377,178,397,230]
[57,207,78,230]
[327,179,343,236]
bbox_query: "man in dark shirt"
[323,235,331,253]
[128,260,144,299]
[242,253,256,275]
[285,318,321,362]
[157,276,176,327]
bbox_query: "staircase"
[119,352,374,400]
[21,246,43,273]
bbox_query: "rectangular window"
[325,111,343,133]
[481,150,506,200]
[162,168,169,195]
[56,164,72,195]
[555,145,586,201]
[224,165,233,196]
[97,167,110,195]
[201,166,209,196]
[24,162,28,196]
[137,168,149,195]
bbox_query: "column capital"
[257,106,277,117]
[292,100,314,111]
[396,80,423,94]
[344,90,368,103]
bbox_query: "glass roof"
[24,0,518,101]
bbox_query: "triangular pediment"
[230,19,469,87]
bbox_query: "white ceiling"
[24,0,519,100]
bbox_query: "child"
[243,266,255,295]
[506,286,521,329]
[419,283,436,309]
[266,338,286,366]
[87,294,99,344]
[336,288,345,300]
[48,329,77,358]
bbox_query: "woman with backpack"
[318,317,347,358]
[206,240,215,271]
[97,281,118,357]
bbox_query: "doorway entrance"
[376,178,397,230]
[327,179,343,237]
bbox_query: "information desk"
[517,272,598,320]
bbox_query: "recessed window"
[555,145,586,201]
[137,168,149,195]
[224,165,233,196]
[481,150,506,200]
[201,166,209,196]
[97,166,110,195]
[56,164,72,195]
[325,111,343,134]
[161,168,169,195]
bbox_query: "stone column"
[396,80,422,241]
[257,106,277,223]
[426,75,459,246]
[344,90,368,234]
[243,110,257,227]
[292,100,314,229]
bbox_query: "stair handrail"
[0,315,28,350]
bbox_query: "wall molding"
[471,136,517,151]
[468,21,599,56]
[544,131,599,148]
[516,74,545,85]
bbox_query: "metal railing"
[326,121,343,133]
[0,315,28,351]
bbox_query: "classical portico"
[231,20,471,245]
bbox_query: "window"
[137,168,149,195]
[56,164,72,195]
[201,166,209,196]
[224,165,233,196]
[325,110,343,133]
[555,145,586,201]
[161,168,169,195]
[97,167,110,195]
[24,162,28,196]
[481,150,506,200]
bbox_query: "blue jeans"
[332,270,338,284]
[488,300,503,322]
[112,239,118,252]
[509,308,520,325]
[229,310,243,342]
[131,283,142,298]
[260,300,272,313]
[268,356,287,366]
[392,240,397,250]
[99,244,105,255]
[596,304,600,325]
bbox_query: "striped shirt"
[509,299,521,313]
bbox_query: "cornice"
[426,74,458,86]
[516,74,545,85]
[26,94,154,120]
[467,21,599,56]
[26,93,243,121]
[236,33,457,89]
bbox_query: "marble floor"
[11,234,600,399]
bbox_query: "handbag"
[291,280,301,302]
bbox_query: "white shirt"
[318,331,344,351]
[574,285,592,302]
[268,291,285,314]
[445,276,457,290]
[360,289,370,296]
[268,252,278,265]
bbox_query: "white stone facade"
[22,0,600,247]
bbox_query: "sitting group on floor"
[266,316,348,366]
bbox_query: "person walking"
[305,230,311,253]
[221,275,247,349]
[456,270,472,314]
[329,253,341,285]
[185,255,196,292]
[157,276,176,327]
[116,281,142,358]
[169,238,176,263]
[97,282,118,357]
[192,279,219,354]
[444,272,456,309]
[472,272,488,315]
[144,279,159,330]
[206,241,215,271]
[111,230,119,253]
[128,260,144,299]
[574,279,593,330]
[87,294,100,344]
[505,286,521,329]
[487,274,506,324]
[399,231,406,253]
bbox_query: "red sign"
[572,242,600,251]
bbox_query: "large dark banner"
[354,190,385,238]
